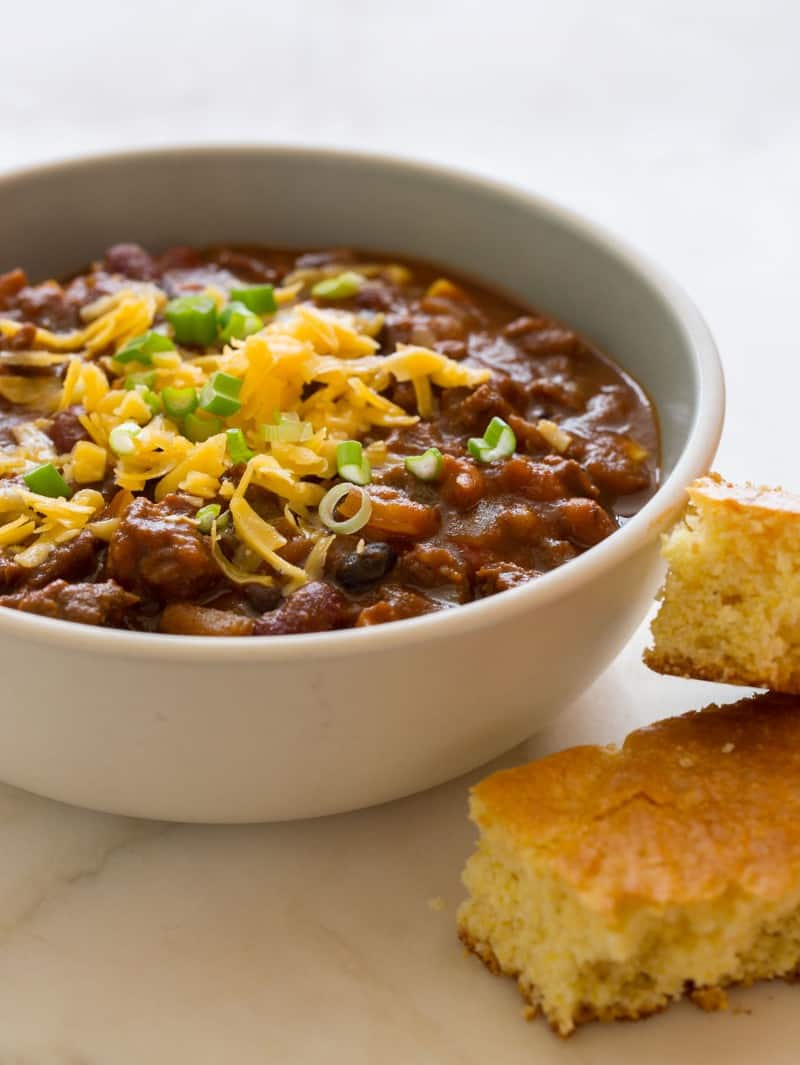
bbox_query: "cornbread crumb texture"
[645,473,800,693]
[458,694,800,1036]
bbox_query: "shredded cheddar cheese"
[0,274,492,592]
[0,284,165,358]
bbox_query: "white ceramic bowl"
[0,147,723,822]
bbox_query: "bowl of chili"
[0,147,723,821]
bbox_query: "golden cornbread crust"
[458,693,800,1035]
[474,693,800,908]
[645,473,800,693]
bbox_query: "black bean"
[335,542,396,590]
[243,582,282,613]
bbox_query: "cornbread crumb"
[458,693,800,1036]
[645,474,800,692]
[690,986,729,1012]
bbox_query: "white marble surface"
[1,0,799,1060]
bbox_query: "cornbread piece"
[458,693,800,1036]
[644,474,800,692]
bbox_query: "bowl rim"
[0,143,725,662]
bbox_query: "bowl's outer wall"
[0,540,660,822]
[0,149,708,821]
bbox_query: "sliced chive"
[226,428,254,464]
[195,503,221,534]
[197,372,243,417]
[162,386,198,420]
[114,331,175,366]
[405,447,444,482]
[468,416,517,463]
[164,294,218,347]
[230,284,277,315]
[184,411,224,443]
[336,439,371,485]
[22,462,71,498]
[219,301,264,344]
[311,271,364,300]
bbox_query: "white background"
[3,0,799,487]
[0,2,798,1062]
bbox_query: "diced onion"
[318,483,372,534]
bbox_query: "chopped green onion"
[183,411,224,443]
[226,428,254,464]
[164,294,218,347]
[195,503,221,534]
[114,331,175,365]
[230,284,277,315]
[262,414,314,444]
[124,370,156,390]
[198,371,243,417]
[311,271,364,300]
[141,388,162,415]
[108,420,142,457]
[215,510,231,533]
[318,482,372,534]
[405,447,444,482]
[219,301,264,343]
[336,440,371,485]
[467,416,517,464]
[23,462,71,498]
[162,386,198,420]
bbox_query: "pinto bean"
[159,603,254,636]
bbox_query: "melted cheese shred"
[0,285,491,592]
[0,284,166,356]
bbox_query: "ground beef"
[47,406,90,453]
[11,282,80,331]
[0,579,137,626]
[107,495,220,600]
[294,249,355,269]
[0,554,24,591]
[104,243,157,281]
[393,543,470,599]
[24,530,100,589]
[571,432,653,497]
[557,496,617,547]
[0,323,37,351]
[354,585,440,627]
[252,582,352,636]
[0,269,27,310]
[212,249,278,282]
[474,561,533,596]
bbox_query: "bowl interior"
[0,147,702,481]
